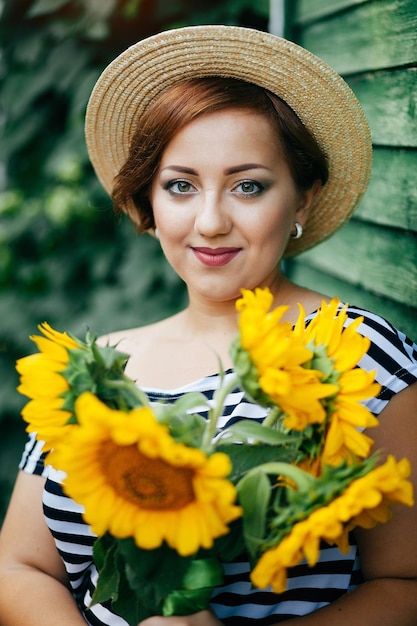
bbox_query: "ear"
[295,179,322,226]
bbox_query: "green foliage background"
[0,0,269,522]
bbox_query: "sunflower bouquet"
[16,288,413,625]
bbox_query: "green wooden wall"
[284,0,417,338]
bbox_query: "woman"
[0,25,416,626]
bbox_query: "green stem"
[201,373,240,454]
[262,405,283,428]
[237,461,316,493]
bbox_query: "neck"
[180,300,239,340]
[182,273,298,336]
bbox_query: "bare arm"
[139,383,417,626]
[0,471,88,625]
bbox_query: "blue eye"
[235,180,264,196]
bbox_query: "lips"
[191,246,241,267]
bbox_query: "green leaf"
[222,420,301,445]
[111,566,150,626]
[91,342,129,371]
[117,539,192,613]
[152,393,211,445]
[91,535,121,605]
[167,413,207,447]
[93,535,152,624]
[182,557,224,590]
[157,392,211,418]
[238,472,271,558]
[162,557,224,616]
[163,588,213,617]
[217,443,298,481]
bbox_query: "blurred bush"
[0,0,269,522]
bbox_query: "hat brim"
[85,25,372,256]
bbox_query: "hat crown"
[85,25,372,256]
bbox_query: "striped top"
[20,306,417,625]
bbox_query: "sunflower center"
[102,444,195,510]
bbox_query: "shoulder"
[306,301,417,401]
[306,301,416,362]
[343,304,417,394]
[343,305,416,360]
[97,314,182,357]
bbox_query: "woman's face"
[150,108,317,304]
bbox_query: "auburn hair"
[112,77,328,231]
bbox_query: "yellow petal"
[55,393,241,555]
[37,322,80,349]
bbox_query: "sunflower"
[294,299,381,465]
[250,455,413,593]
[16,323,81,449]
[321,368,380,466]
[342,455,414,531]
[31,321,81,353]
[233,288,338,426]
[52,392,242,557]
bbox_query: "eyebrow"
[225,163,272,174]
[160,163,271,175]
[160,166,197,175]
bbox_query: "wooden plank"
[356,148,417,230]
[285,261,417,339]
[294,0,371,24]
[297,0,417,74]
[288,0,417,342]
[347,68,417,148]
[294,220,417,308]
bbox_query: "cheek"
[250,209,295,263]
[153,208,189,250]
[154,212,188,240]
[151,192,179,235]
[256,206,295,242]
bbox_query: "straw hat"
[85,25,372,256]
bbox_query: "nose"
[194,191,232,237]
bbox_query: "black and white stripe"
[19,307,417,625]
